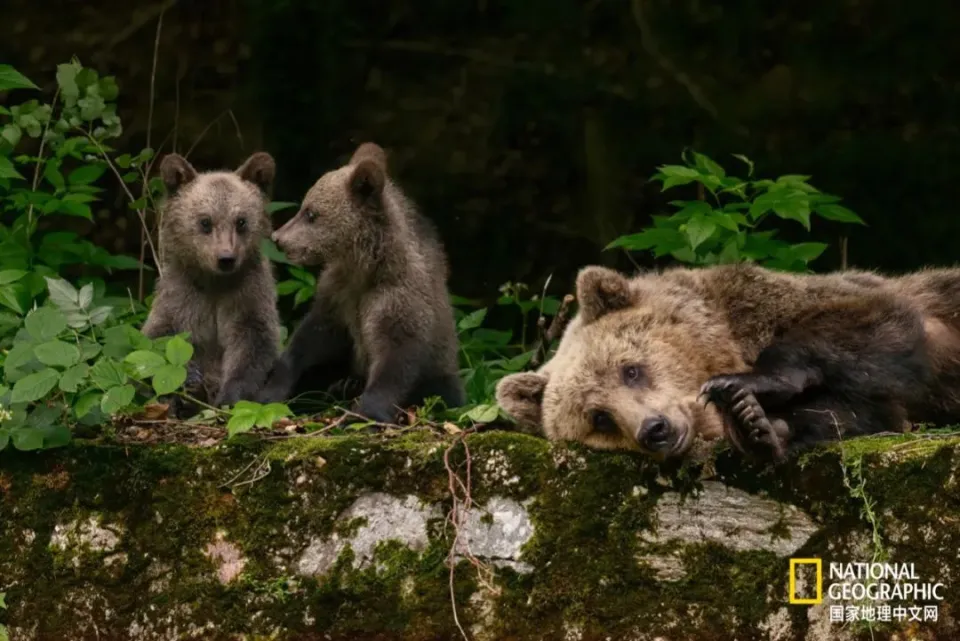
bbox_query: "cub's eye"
[621,363,646,387]
[589,409,618,435]
[305,210,317,223]
[235,217,247,232]
[199,217,213,234]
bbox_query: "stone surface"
[2,431,960,640]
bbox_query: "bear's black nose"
[217,255,237,272]
[638,415,670,450]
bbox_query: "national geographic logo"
[789,558,823,605]
[789,558,946,625]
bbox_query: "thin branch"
[139,8,165,301]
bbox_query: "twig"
[96,0,178,57]
[840,236,849,270]
[26,87,61,229]
[185,109,244,160]
[444,431,474,641]
[529,294,575,369]
[630,0,748,136]
[139,8,164,301]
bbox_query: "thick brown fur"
[497,262,960,462]
[141,152,281,411]
[258,142,465,422]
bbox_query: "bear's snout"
[636,414,671,451]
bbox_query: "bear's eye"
[305,209,317,223]
[235,217,247,232]
[199,217,213,234]
[621,363,646,388]
[589,409,618,435]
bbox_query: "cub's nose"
[637,415,671,451]
[271,232,283,250]
[217,255,237,272]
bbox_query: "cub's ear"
[349,159,386,205]
[576,266,633,323]
[350,142,387,169]
[236,152,276,196]
[496,372,548,435]
[159,154,197,194]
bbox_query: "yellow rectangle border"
[789,558,823,605]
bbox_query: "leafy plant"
[0,590,7,641]
[606,150,865,272]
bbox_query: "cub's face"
[496,266,743,459]
[272,142,388,266]
[159,152,275,276]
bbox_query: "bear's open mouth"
[670,424,695,457]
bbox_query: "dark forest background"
[4,0,959,302]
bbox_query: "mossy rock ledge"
[2,430,960,641]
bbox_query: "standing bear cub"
[497,263,960,462]
[141,152,281,410]
[258,142,465,422]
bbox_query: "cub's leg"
[702,294,929,459]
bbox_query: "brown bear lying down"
[496,263,960,462]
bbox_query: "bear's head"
[496,266,744,459]
[159,152,275,277]
[271,142,389,267]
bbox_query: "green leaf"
[59,363,90,392]
[1,123,22,147]
[36,423,71,449]
[772,198,812,230]
[261,238,294,265]
[457,309,487,332]
[101,384,135,414]
[684,215,718,251]
[56,62,81,104]
[0,432,7,452]
[43,161,65,190]
[124,350,167,378]
[24,307,68,341]
[90,358,127,389]
[690,151,726,179]
[165,336,193,366]
[266,201,299,214]
[0,283,30,314]
[227,410,258,437]
[0,64,39,91]
[0,270,27,286]
[11,427,44,451]
[0,156,24,180]
[11,368,60,403]
[44,277,80,310]
[655,165,701,191]
[462,403,500,424]
[604,228,686,252]
[731,153,754,177]
[152,363,187,396]
[34,340,81,368]
[68,162,107,185]
[74,391,102,418]
[292,286,313,307]
[276,280,301,296]
[256,402,291,428]
[782,242,829,263]
[816,204,865,225]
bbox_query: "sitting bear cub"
[497,263,960,462]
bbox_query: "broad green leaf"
[59,363,89,392]
[101,384,135,414]
[266,201,299,214]
[68,163,107,185]
[816,204,865,225]
[44,277,80,311]
[781,242,828,263]
[56,62,81,104]
[90,358,127,389]
[604,227,686,252]
[500,351,534,372]
[0,283,30,314]
[0,270,27,286]
[11,368,60,403]
[36,423,71,448]
[772,198,812,230]
[0,64,39,91]
[690,151,726,179]
[11,427,44,451]
[0,156,24,180]
[165,336,193,366]
[152,363,187,396]
[276,280,301,296]
[78,283,94,310]
[462,403,500,424]
[0,430,8,451]
[34,340,81,368]
[684,215,717,251]
[457,309,487,332]
[227,411,258,436]
[124,350,167,378]
[24,307,68,342]
[74,391,102,418]
[256,402,291,428]
[88,306,112,326]
[43,161,65,190]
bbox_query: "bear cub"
[141,152,281,411]
[258,142,465,422]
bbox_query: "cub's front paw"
[701,377,789,461]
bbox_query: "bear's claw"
[700,376,789,461]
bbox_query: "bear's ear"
[350,142,388,169]
[349,159,386,206]
[236,151,276,196]
[576,266,633,323]
[495,372,548,434]
[159,153,198,194]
